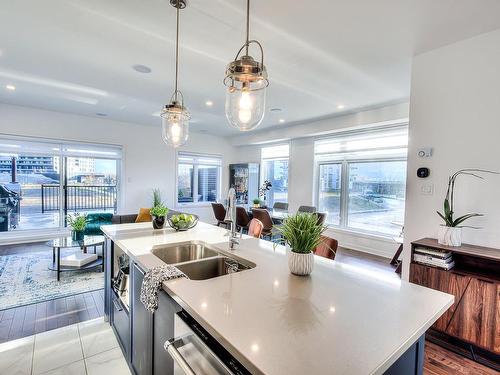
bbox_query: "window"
[315,126,408,236]
[0,136,121,234]
[176,152,221,205]
[260,144,289,208]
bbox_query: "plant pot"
[438,226,462,246]
[252,203,260,208]
[72,230,84,242]
[152,216,165,229]
[288,251,314,276]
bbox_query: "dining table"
[244,206,289,223]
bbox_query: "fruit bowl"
[167,213,199,231]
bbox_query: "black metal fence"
[41,184,117,213]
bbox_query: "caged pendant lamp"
[223,0,269,131]
[161,0,190,148]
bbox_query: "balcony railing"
[41,184,117,213]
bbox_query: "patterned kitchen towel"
[140,265,187,313]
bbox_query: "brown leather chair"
[298,205,316,213]
[313,235,338,260]
[248,218,264,238]
[236,206,251,232]
[316,212,327,226]
[251,208,274,239]
[211,203,228,227]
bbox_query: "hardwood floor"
[0,289,104,344]
[424,341,499,375]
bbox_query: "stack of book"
[413,246,455,270]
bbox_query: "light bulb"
[170,122,181,143]
[238,91,253,124]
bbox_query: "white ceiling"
[1,0,500,136]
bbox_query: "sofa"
[84,210,183,235]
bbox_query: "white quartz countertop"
[102,222,454,375]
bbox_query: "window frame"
[175,151,222,208]
[316,156,407,237]
[260,143,290,207]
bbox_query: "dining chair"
[297,205,317,213]
[273,202,288,211]
[211,203,228,227]
[236,206,251,233]
[251,208,275,239]
[247,218,264,238]
[313,235,338,260]
[316,212,327,226]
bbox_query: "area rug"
[0,250,104,310]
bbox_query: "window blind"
[177,152,222,166]
[314,125,408,161]
[0,136,122,159]
[261,144,289,159]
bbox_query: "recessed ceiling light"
[132,64,152,73]
[279,119,285,123]
[96,113,108,117]
[6,84,16,91]
[337,104,345,110]
[270,108,282,112]
[205,100,213,107]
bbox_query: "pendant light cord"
[245,0,250,55]
[174,2,180,102]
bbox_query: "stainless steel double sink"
[151,241,254,280]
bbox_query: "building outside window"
[260,144,289,208]
[315,125,408,236]
[176,152,221,205]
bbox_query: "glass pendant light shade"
[161,0,190,148]
[225,83,266,131]
[161,102,189,148]
[223,0,269,132]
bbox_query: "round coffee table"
[47,235,105,281]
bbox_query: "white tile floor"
[0,317,131,375]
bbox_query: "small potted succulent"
[437,168,497,246]
[151,189,169,229]
[67,212,87,241]
[277,213,326,276]
[252,198,261,208]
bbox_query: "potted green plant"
[277,212,326,276]
[252,198,261,208]
[437,168,497,246]
[67,213,87,241]
[150,189,169,229]
[150,205,168,229]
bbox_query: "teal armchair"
[84,213,114,235]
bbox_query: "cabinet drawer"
[112,292,130,357]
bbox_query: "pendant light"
[224,0,269,131]
[161,0,190,148]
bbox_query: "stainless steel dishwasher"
[165,310,251,375]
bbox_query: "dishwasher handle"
[165,336,196,375]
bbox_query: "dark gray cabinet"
[131,263,153,375]
[153,290,181,375]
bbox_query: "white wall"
[403,29,500,279]
[0,103,235,226]
[231,103,410,258]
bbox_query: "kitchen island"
[102,221,454,375]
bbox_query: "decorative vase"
[288,251,314,276]
[72,230,84,241]
[152,216,165,229]
[438,226,462,246]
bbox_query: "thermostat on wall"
[417,167,430,178]
[417,148,432,157]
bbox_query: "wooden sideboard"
[409,238,500,370]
